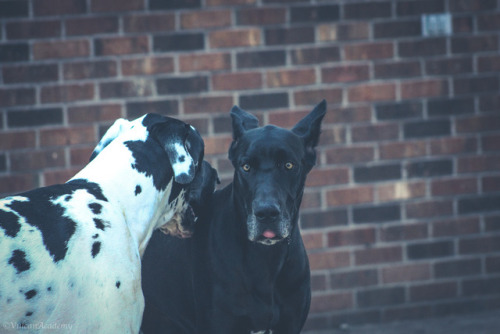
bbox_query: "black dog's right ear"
[230,105,259,141]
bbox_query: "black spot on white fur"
[91,242,101,258]
[24,289,37,300]
[93,218,106,230]
[8,249,30,274]
[0,209,21,238]
[88,203,102,214]
[116,281,121,289]
[135,185,142,195]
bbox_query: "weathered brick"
[266,69,315,88]
[33,40,89,60]
[90,0,144,12]
[184,96,233,115]
[0,88,35,107]
[180,53,231,72]
[451,35,498,54]
[483,175,500,192]
[377,181,426,202]
[399,38,446,57]
[0,1,29,18]
[374,61,421,79]
[478,13,500,31]
[11,148,66,171]
[237,50,286,69]
[326,146,375,164]
[0,43,30,62]
[406,200,454,219]
[344,2,391,19]
[376,101,423,121]
[0,175,37,196]
[295,88,342,106]
[462,277,500,296]
[401,79,449,99]
[149,0,200,10]
[456,115,500,133]
[239,92,288,110]
[309,250,350,271]
[124,14,175,33]
[381,223,428,242]
[0,131,36,150]
[181,9,231,29]
[121,56,174,76]
[430,137,477,155]
[95,36,149,56]
[425,57,473,75]
[126,100,179,119]
[64,60,117,80]
[478,55,500,72]
[7,108,63,128]
[460,235,500,255]
[434,258,482,278]
[410,282,457,302]
[290,5,340,22]
[353,204,401,223]
[70,147,94,167]
[237,7,286,25]
[100,80,154,99]
[458,194,500,214]
[344,42,394,61]
[265,27,315,46]
[374,20,421,39]
[157,76,208,95]
[453,16,474,33]
[330,269,378,289]
[6,20,61,40]
[406,159,453,178]
[382,263,431,284]
[431,177,477,196]
[322,64,369,83]
[482,134,500,152]
[327,186,374,207]
[380,142,426,160]
[68,104,122,124]
[355,247,403,266]
[212,72,262,91]
[458,155,500,173]
[348,83,396,103]
[397,0,445,16]
[325,106,371,124]
[291,46,340,65]
[3,64,58,84]
[407,241,454,260]
[40,126,95,147]
[328,227,376,247]
[34,0,86,16]
[300,209,348,229]
[154,33,204,52]
[318,22,369,42]
[210,29,261,48]
[449,0,497,12]
[404,120,451,139]
[310,292,353,313]
[41,83,94,104]
[306,168,349,187]
[454,75,500,95]
[66,16,119,36]
[352,123,399,143]
[428,97,475,117]
[486,256,500,273]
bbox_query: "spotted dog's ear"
[148,115,204,185]
[228,106,259,161]
[292,100,327,172]
[90,118,132,162]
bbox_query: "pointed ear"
[292,100,327,170]
[230,105,259,141]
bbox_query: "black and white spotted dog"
[0,114,204,333]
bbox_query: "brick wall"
[1,0,500,332]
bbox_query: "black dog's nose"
[254,203,280,222]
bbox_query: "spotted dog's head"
[228,101,326,245]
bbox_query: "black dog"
[141,100,327,333]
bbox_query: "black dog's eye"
[285,162,294,170]
[242,163,251,172]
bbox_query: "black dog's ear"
[230,105,259,141]
[292,100,327,171]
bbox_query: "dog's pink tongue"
[263,230,276,239]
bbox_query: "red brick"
[431,177,477,196]
[382,263,431,284]
[397,0,444,16]
[237,7,286,25]
[44,168,81,186]
[486,256,500,273]
[326,146,375,164]
[302,232,324,250]
[458,156,500,173]
[64,60,117,80]
[90,0,144,12]
[206,0,255,5]
[449,0,497,12]
[310,292,353,313]
[380,141,426,160]
[291,46,340,65]
[124,13,175,33]
[478,13,500,31]
[184,96,233,114]
[212,72,262,91]
[451,35,498,54]
[454,75,499,95]
[326,186,374,207]
[355,246,403,266]
[3,64,58,84]
[432,217,480,237]
[40,126,95,147]
[34,0,87,16]
[265,26,315,46]
[406,200,453,218]
[95,36,149,56]
[181,10,231,29]
[483,175,500,192]
[0,174,37,196]
[325,106,371,124]
[266,68,316,88]
[306,168,349,187]
[377,181,426,202]
[295,88,342,106]
[33,40,90,60]
[453,16,474,33]
[309,250,350,270]
[41,83,94,104]
[203,135,233,155]
[399,37,446,57]
[380,223,428,242]
[209,29,261,48]
[180,53,231,72]
[100,80,153,99]
[11,149,66,172]
[301,191,321,210]
[328,227,376,248]
[478,55,500,72]
[318,127,346,146]
[68,104,122,124]
[65,16,118,36]
[352,123,399,142]
[322,64,369,83]
[0,88,35,107]
[401,79,448,99]
[0,131,36,150]
[374,61,421,79]
[267,109,309,128]
[429,137,477,155]
[344,42,394,60]
[6,20,61,40]
[70,146,94,166]
[456,115,500,133]
[121,56,174,76]
[318,22,369,41]
[348,83,396,103]
[410,282,457,302]
[460,235,500,254]
[425,57,473,75]
[329,269,378,290]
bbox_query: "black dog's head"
[228,100,327,245]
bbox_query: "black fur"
[141,100,327,333]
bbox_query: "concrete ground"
[315,309,500,334]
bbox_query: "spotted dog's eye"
[242,163,251,172]
[285,162,294,170]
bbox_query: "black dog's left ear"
[230,105,259,141]
[292,100,327,170]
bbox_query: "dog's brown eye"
[242,163,251,172]
[285,162,294,170]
